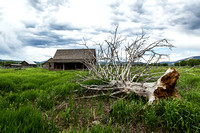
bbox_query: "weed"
[65,107,72,123]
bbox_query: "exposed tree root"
[76,67,180,105]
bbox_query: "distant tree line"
[0,61,42,67]
[0,61,18,66]
[150,63,169,66]
[174,59,200,66]
[1,59,200,67]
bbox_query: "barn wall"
[21,62,28,66]
[50,63,54,70]
[42,62,54,70]
[42,62,49,69]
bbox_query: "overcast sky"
[0,0,200,62]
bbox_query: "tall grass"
[0,105,47,133]
[0,67,200,132]
[152,99,200,132]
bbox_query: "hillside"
[160,56,200,65]
[175,56,200,62]
[0,59,43,65]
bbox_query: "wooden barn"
[21,61,37,68]
[5,64,22,68]
[5,60,37,68]
[42,49,96,70]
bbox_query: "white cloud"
[164,27,200,50]
[0,21,23,53]
[54,0,112,28]
[0,0,200,61]
[19,46,57,61]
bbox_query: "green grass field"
[0,67,200,132]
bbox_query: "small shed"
[21,61,37,68]
[5,64,22,68]
[43,49,96,70]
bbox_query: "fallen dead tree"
[77,26,180,105]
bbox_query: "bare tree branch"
[76,25,180,105]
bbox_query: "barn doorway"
[54,63,87,70]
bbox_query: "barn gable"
[43,49,96,70]
[20,61,37,68]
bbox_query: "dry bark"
[77,67,180,105]
[77,26,180,105]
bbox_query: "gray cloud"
[49,23,81,31]
[0,8,3,21]
[130,0,145,14]
[47,0,68,7]
[184,4,200,30]
[24,22,36,29]
[110,2,124,16]
[0,29,22,55]
[109,1,126,26]
[28,0,68,13]
[29,0,43,11]
[19,30,81,48]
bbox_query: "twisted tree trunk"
[77,67,180,105]
[121,67,180,105]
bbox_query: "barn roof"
[50,49,96,63]
[42,58,53,65]
[10,64,22,66]
[21,60,36,65]
[5,64,22,66]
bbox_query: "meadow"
[0,67,200,132]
